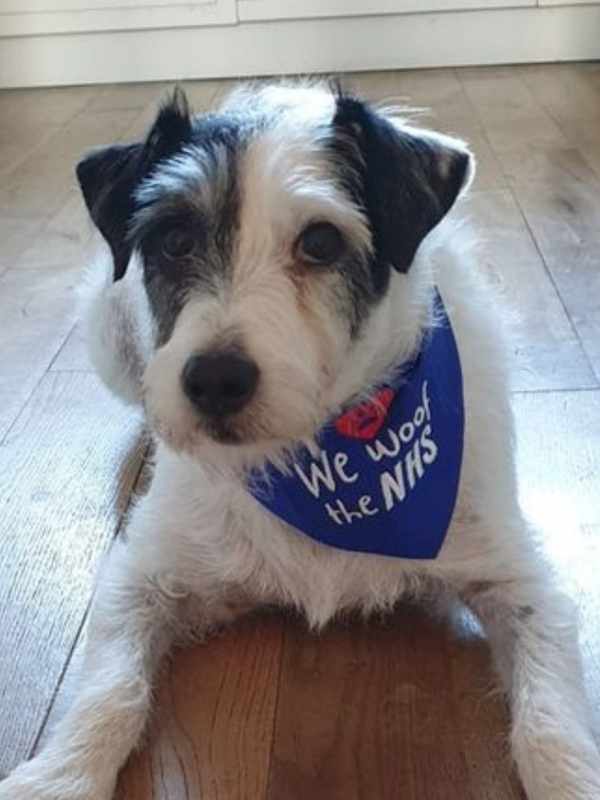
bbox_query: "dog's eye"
[162,227,197,260]
[297,222,345,265]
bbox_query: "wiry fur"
[1,82,598,800]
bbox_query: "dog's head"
[77,83,472,464]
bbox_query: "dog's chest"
[219,486,423,627]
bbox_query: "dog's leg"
[0,535,234,800]
[463,565,600,800]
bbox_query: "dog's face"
[77,83,472,462]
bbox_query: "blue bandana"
[248,290,464,560]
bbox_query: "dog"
[1,81,598,800]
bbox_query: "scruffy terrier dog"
[1,83,599,800]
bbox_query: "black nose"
[181,351,260,417]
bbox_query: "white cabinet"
[1,0,600,88]
[239,0,534,23]
[0,0,237,36]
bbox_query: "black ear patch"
[76,88,192,281]
[332,94,471,277]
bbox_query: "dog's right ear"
[76,88,192,281]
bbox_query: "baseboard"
[2,4,600,89]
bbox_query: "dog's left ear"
[333,95,474,274]
[76,88,192,280]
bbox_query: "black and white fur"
[1,83,598,800]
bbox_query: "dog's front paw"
[0,756,114,800]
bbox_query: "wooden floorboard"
[464,188,596,392]
[116,615,284,800]
[446,616,526,800]
[267,610,479,800]
[513,176,600,383]
[0,267,81,441]
[1,64,600,798]
[0,373,144,775]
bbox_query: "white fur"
[84,248,154,406]
[1,85,598,800]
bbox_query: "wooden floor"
[1,64,600,799]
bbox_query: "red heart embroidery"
[335,387,395,440]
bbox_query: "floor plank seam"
[511,386,600,396]
[46,320,80,372]
[47,368,96,374]
[0,350,69,447]
[28,601,90,760]
[263,624,288,800]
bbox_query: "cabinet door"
[238,0,535,23]
[0,0,237,36]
